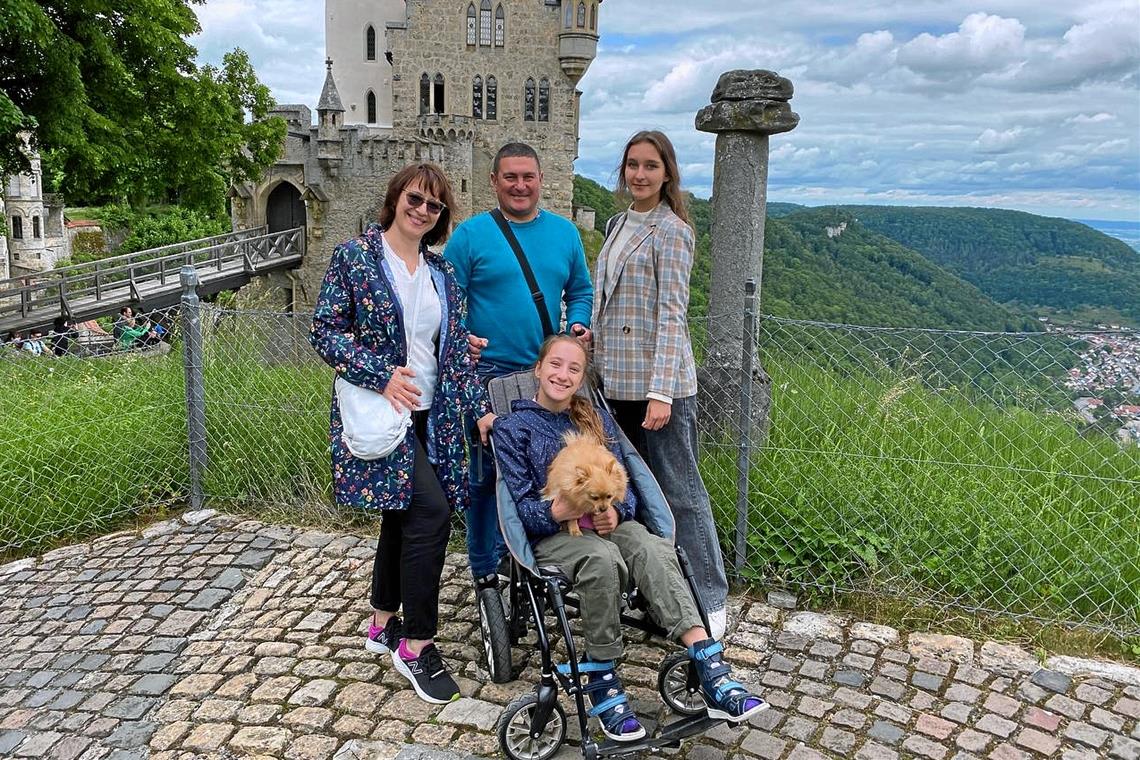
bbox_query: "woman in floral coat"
[310,163,494,705]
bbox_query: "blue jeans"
[606,394,729,614]
[466,361,511,578]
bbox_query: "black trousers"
[369,410,451,640]
[606,398,650,460]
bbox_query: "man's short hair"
[492,143,541,174]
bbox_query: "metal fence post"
[180,266,208,511]
[734,279,757,580]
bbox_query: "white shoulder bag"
[336,260,426,460]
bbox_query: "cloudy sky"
[193,0,1140,222]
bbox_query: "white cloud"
[974,128,1027,154]
[897,13,1026,80]
[1065,112,1116,125]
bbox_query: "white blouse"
[382,233,441,411]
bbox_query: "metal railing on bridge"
[0,226,304,333]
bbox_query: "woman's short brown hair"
[378,163,457,246]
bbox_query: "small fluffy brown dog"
[543,432,629,536]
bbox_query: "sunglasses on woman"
[403,190,446,215]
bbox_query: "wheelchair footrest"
[592,714,723,757]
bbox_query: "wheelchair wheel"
[658,650,706,716]
[497,692,567,760]
[478,584,513,684]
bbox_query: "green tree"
[0,1,283,216]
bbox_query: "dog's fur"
[542,432,629,536]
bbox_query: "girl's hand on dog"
[593,505,618,535]
[549,494,577,523]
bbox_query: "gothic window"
[590,2,597,30]
[564,1,573,27]
[486,76,497,119]
[466,4,476,45]
[11,216,22,240]
[366,90,377,123]
[365,25,376,61]
[419,73,430,115]
[577,1,586,27]
[524,78,535,121]
[479,0,492,46]
[32,216,40,238]
[472,76,483,118]
[538,78,550,122]
[433,73,445,114]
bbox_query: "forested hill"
[573,176,1034,330]
[831,206,1140,327]
[757,209,1038,330]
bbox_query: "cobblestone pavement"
[2,510,1139,760]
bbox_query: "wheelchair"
[476,371,748,760]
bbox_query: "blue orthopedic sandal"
[688,639,770,722]
[559,660,646,742]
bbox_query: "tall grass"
[0,351,189,556]
[703,352,1140,633]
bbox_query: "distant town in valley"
[1062,323,1140,446]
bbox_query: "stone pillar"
[695,70,798,439]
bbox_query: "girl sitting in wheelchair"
[493,334,768,742]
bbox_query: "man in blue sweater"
[444,142,593,587]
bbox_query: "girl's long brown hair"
[536,335,606,444]
[614,129,691,227]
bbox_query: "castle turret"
[558,0,600,83]
[317,59,345,169]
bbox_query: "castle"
[2,137,71,280]
[230,0,600,310]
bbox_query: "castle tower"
[324,0,406,126]
[386,0,601,217]
[0,197,8,280]
[317,59,346,170]
[4,137,51,274]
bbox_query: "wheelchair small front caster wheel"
[497,692,567,760]
[658,650,705,716]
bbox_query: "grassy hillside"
[835,206,1140,327]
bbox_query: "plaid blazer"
[592,204,698,401]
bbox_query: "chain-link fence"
[698,313,1140,637]
[2,274,1138,636]
[0,305,188,556]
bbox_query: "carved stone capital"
[695,99,800,135]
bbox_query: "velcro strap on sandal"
[690,641,724,661]
[556,659,615,675]
[587,694,629,718]
[714,679,747,702]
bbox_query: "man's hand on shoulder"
[570,323,592,348]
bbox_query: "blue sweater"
[444,210,593,372]
[492,399,637,542]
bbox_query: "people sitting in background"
[50,316,80,357]
[114,306,158,349]
[22,331,47,356]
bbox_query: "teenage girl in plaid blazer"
[591,130,730,639]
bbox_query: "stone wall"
[389,0,580,216]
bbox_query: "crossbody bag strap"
[490,208,556,338]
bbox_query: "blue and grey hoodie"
[492,399,638,543]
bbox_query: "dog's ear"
[575,466,590,484]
